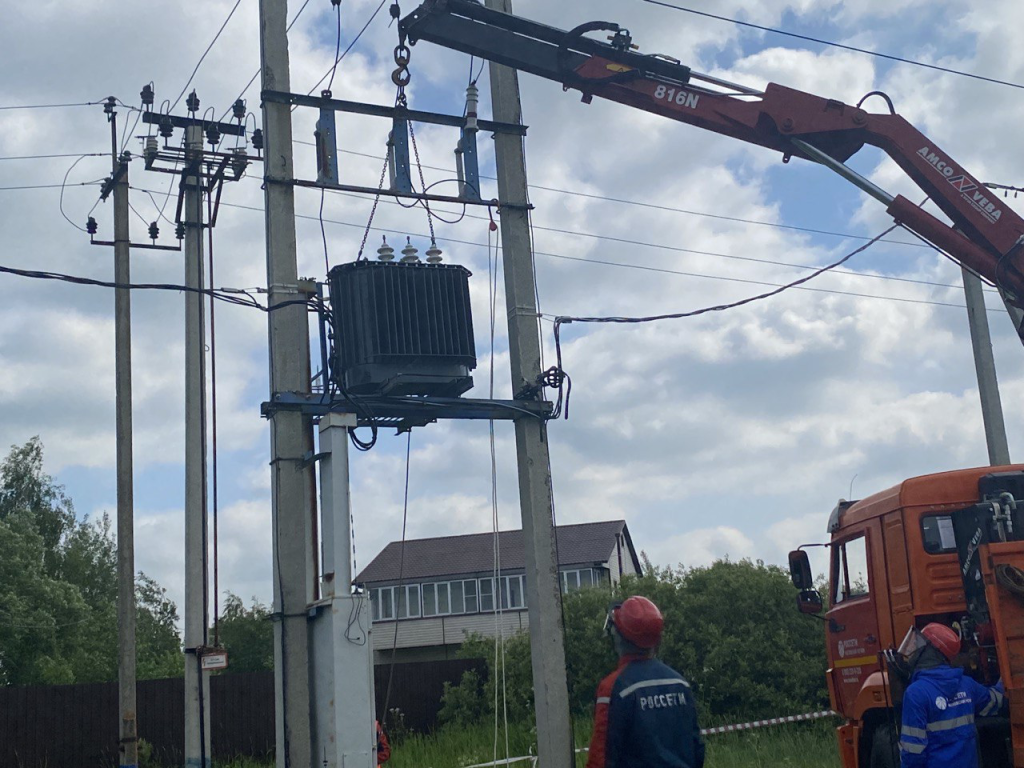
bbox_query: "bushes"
[440,559,828,726]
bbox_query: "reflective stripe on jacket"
[899,666,1004,768]
[585,656,705,768]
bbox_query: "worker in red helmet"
[897,623,1005,768]
[585,596,704,768]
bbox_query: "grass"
[218,718,840,768]
[384,717,840,768]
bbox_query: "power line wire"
[0,101,104,111]
[170,0,245,112]
[218,0,315,122]
[297,141,930,248]
[0,152,106,162]
[642,0,1024,92]
[306,0,388,97]
[132,188,1003,314]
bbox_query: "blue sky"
[3,0,1024,611]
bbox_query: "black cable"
[306,0,388,97]
[299,142,929,248]
[643,0,1024,92]
[217,0,314,122]
[0,101,104,111]
[320,187,331,274]
[0,152,106,162]
[58,155,104,231]
[552,223,901,415]
[138,188,1004,312]
[0,262,326,314]
[326,1,344,94]
[382,431,412,723]
[170,0,245,112]
[4,180,102,192]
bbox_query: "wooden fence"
[0,659,484,768]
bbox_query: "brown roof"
[355,520,637,584]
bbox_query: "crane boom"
[400,0,1024,300]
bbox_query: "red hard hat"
[921,623,961,661]
[612,596,664,649]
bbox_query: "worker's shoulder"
[612,658,690,695]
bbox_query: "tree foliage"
[0,438,183,685]
[215,594,274,673]
[439,559,828,726]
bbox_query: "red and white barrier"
[700,709,837,736]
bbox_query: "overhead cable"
[128,187,1003,314]
[642,0,1024,92]
[218,0,314,121]
[306,0,389,97]
[0,152,106,162]
[0,263,317,314]
[297,141,929,248]
[170,0,245,112]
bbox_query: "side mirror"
[788,549,813,590]
[796,589,824,615]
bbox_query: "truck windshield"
[832,535,869,604]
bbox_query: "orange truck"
[789,465,1024,768]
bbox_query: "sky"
[3,0,1024,614]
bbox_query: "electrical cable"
[292,140,933,244]
[306,0,388,97]
[326,0,344,94]
[320,187,331,274]
[0,101,106,111]
[643,0,1024,92]
[382,431,412,724]
[0,152,106,162]
[4,180,103,192]
[58,155,105,231]
[217,0,315,122]
[207,189,221,648]
[138,188,1005,313]
[0,262,324,314]
[551,223,900,416]
[170,0,245,112]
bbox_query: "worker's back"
[598,657,704,768]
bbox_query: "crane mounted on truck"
[396,1,1024,765]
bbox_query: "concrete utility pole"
[183,122,212,768]
[258,2,317,766]
[310,413,376,768]
[110,109,138,768]
[484,1,574,765]
[962,268,1011,466]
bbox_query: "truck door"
[826,526,882,715]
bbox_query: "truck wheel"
[869,724,899,768]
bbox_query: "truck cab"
[790,465,1024,768]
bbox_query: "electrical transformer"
[327,259,477,397]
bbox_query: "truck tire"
[869,724,899,768]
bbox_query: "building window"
[561,568,596,593]
[463,580,478,613]
[500,575,525,609]
[422,582,452,616]
[372,587,396,621]
[451,581,465,614]
[479,578,495,612]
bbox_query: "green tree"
[439,560,828,726]
[215,594,273,673]
[0,438,184,685]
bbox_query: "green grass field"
[217,718,840,768]
[382,718,840,768]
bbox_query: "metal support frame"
[316,106,340,186]
[391,116,413,194]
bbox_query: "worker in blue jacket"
[585,596,704,768]
[898,623,1005,768]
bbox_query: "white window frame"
[463,579,478,613]
[372,586,397,621]
[479,577,495,612]
[501,575,525,609]
[450,580,465,614]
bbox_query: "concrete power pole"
[484,1,574,765]
[110,109,138,768]
[962,268,1011,465]
[183,122,212,768]
[258,2,317,766]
